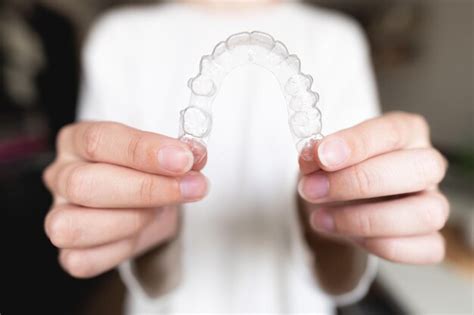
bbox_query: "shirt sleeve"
[329,255,379,306]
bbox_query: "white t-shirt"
[79,2,380,314]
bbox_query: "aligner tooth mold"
[179,31,324,156]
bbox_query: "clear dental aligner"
[179,31,323,159]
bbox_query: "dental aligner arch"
[179,31,323,158]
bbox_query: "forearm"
[119,207,183,299]
[297,196,370,295]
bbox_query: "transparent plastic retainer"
[179,31,323,161]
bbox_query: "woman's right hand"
[42,121,208,278]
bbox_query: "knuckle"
[432,151,448,182]
[57,125,69,145]
[387,112,430,147]
[417,150,447,186]
[138,175,158,205]
[45,210,77,247]
[82,123,106,160]
[354,132,370,161]
[351,164,376,196]
[380,239,401,262]
[42,163,56,190]
[56,124,74,152]
[129,211,151,234]
[410,113,430,138]
[436,193,451,219]
[64,164,92,204]
[127,132,147,166]
[351,210,376,236]
[388,110,407,117]
[383,115,403,150]
[62,252,95,278]
[418,206,443,233]
[425,193,450,231]
[387,111,410,125]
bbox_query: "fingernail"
[189,142,207,166]
[180,137,208,167]
[158,146,193,173]
[318,138,350,167]
[180,173,208,201]
[298,173,329,201]
[300,139,318,162]
[310,209,335,232]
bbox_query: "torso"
[80,3,378,313]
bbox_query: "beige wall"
[377,1,473,150]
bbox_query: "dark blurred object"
[0,0,78,147]
[41,0,152,40]
[0,155,100,315]
[311,0,421,67]
[337,279,407,315]
[367,3,421,67]
[28,2,79,140]
[0,1,97,315]
[442,223,474,277]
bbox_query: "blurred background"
[0,0,472,314]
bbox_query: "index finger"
[300,112,431,173]
[58,121,204,175]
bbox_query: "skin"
[298,112,448,263]
[42,0,449,295]
[43,122,209,278]
[43,111,449,285]
[42,114,449,283]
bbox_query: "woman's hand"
[43,122,208,278]
[298,112,449,264]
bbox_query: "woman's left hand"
[298,111,449,264]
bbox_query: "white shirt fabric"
[78,2,380,314]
